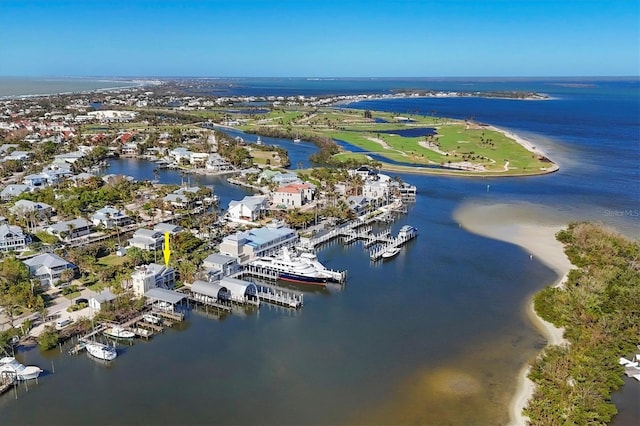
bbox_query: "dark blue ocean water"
[1,78,638,425]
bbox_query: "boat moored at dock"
[85,342,118,361]
[248,248,342,285]
[104,325,136,340]
[0,357,43,381]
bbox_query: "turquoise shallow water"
[0,78,638,424]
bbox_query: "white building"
[23,253,77,287]
[92,206,133,228]
[0,224,29,252]
[227,195,269,222]
[130,263,176,297]
[128,229,164,251]
[272,183,315,209]
[218,222,298,262]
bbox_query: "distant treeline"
[527,222,640,424]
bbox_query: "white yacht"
[104,325,135,340]
[85,342,117,361]
[0,357,43,381]
[250,248,339,285]
[381,247,401,259]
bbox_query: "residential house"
[10,199,54,219]
[128,228,164,251]
[227,195,269,222]
[345,195,370,214]
[153,223,182,235]
[89,288,117,312]
[163,187,201,209]
[23,253,77,287]
[205,153,232,171]
[0,224,30,252]
[202,253,239,280]
[0,184,31,200]
[92,206,133,228]
[273,182,315,209]
[130,263,176,297]
[47,218,93,241]
[362,180,390,201]
[22,173,48,187]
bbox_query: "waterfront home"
[128,229,164,251]
[130,263,176,297]
[205,153,233,171]
[10,199,54,219]
[227,195,269,222]
[168,147,193,164]
[89,288,117,312]
[153,223,182,235]
[92,206,133,229]
[258,170,300,185]
[121,142,139,156]
[346,195,369,214]
[0,184,31,200]
[0,224,30,252]
[163,187,201,209]
[46,218,93,241]
[67,172,96,187]
[218,222,297,262]
[273,182,315,209]
[362,180,390,201]
[202,253,239,280]
[23,253,77,288]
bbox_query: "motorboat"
[85,341,117,361]
[0,357,43,380]
[143,313,161,324]
[104,325,135,340]
[381,247,401,259]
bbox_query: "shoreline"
[454,202,572,426]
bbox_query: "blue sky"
[0,0,638,77]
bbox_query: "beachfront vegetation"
[526,223,640,425]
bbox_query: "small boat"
[85,342,117,361]
[293,133,301,143]
[143,313,161,324]
[0,357,43,380]
[381,247,401,259]
[256,136,262,145]
[104,325,135,340]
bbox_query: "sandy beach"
[454,202,573,426]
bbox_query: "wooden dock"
[0,372,16,395]
[369,226,418,261]
[255,282,304,309]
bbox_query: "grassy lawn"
[98,255,128,267]
[87,282,106,292]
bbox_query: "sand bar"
[454,202,573,426]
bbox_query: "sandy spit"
[454,202,573,426]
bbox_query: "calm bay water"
[0,77,141,98]
[0,79,638,425]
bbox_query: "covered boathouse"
[191,280,231,305]
[144,287,187,312]
[220,277,259,304]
